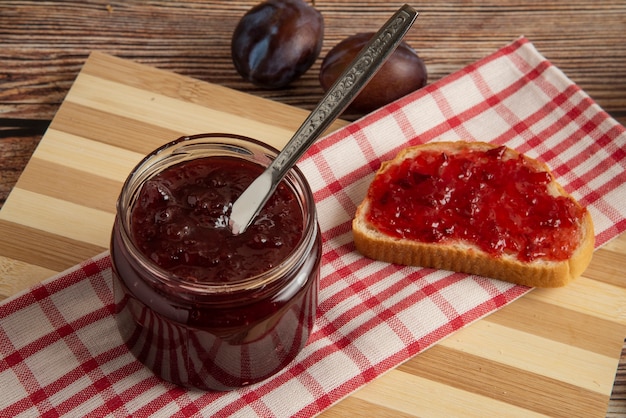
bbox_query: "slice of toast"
[352,141,594,287]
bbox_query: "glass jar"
[111,133,321,391]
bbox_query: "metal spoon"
[229,4,418,235]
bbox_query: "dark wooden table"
[1,1,625,415]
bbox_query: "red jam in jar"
[111,134,321,391]
[366,145,586,262]
[130,156,304,283]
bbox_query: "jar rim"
[116,133,319,295]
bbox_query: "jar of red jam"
[110,133,321,391]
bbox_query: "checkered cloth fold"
[2,37,625,417]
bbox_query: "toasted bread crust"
[352,141,595,288]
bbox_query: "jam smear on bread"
[353,141,595,287]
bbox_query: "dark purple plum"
[231,0,324,89]
[320,32,427,118]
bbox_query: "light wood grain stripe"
[35,130,144,182]
[0,189,114,248]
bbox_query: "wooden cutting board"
[1,51,625,417]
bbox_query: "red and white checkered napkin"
[2,37,626,417]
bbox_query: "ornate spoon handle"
[272,4,418,172]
